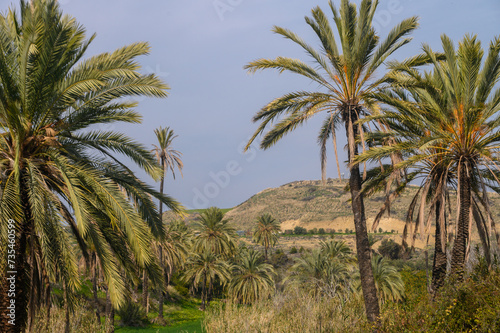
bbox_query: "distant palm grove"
[1,0,500,332]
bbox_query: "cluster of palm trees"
[181,208,277,309]
[0,1,186,332]
[245,0,500,324]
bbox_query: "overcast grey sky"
[3,0,499,209]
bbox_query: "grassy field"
[116,319,203,333]
[115,299,204,333]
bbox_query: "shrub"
[271,251,289,267]
[378,239,403,260]
[318,228,325,234]
[294,226,307,235]
[379,228,383,233]
[116,302,149,327]
[379,270,500,333]
[290,247,298,254]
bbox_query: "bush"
[378,239,403,260]
[290,247,298,254]
[379,228,384,233]
[294,226,307,235]
[318,228,325,234]
[380,269,500,333]
[271,250,289,267]
[116,301,149,327]
[345,228,349,234]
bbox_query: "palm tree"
[228,248,276,304]
[183,251,231,310]
[359,34,500,281]
[359,255,404,304]
[243,0,418,322]
[151,126,183,320]
[320,239,352,260]
[154,220,190,322]
[286,248,352,299]
[0,1,182,331]
[192,207,237,258]
[253,214,281,260]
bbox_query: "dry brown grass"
[204,289,369,333]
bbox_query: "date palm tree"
[0,1,181,331]
[253,213,281,260]
[228,248,276,304]
[244,0,418,322]
[359,34,500,282]
[286,248,352,299]
[151,126,183,320]
[183,251,231,310]
[192,207,237,258]
[354,255,404,304]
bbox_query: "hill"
[166,179,500,249]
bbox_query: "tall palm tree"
[183,251,231,310]
[151,126,183,320]
[228,248,276,304]
[243,0,418,322]
[192,207,237,258]
[359,34,500,281]
[0,1,181,331]
[253,213,281,260]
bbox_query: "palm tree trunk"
[91,253,101,323]
[264,245,268,261]
[158,247,165,321]
[345,109,380,323]
[105,289,114,333]
[63,282,70,333]
[142,270,149,313]
[331,122,342,181]
[431,199,447,293]
[200,273,207,311]
[158,159,166,321]
[451,163,471,279]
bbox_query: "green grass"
[115,319,203,333]
[116,299,204,333]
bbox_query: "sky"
[2,0,499,210]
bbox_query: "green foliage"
[0,2,180,329]
[116,302,149,327]
[379,270,500,332]
[290,247,298,254]
[293,226,307,235]
[270,250,290,267]
[192,207,237,257]
[228,249,276,304]
[318,228,326,234]
[253,213,281,259]
[378,239,403,260]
